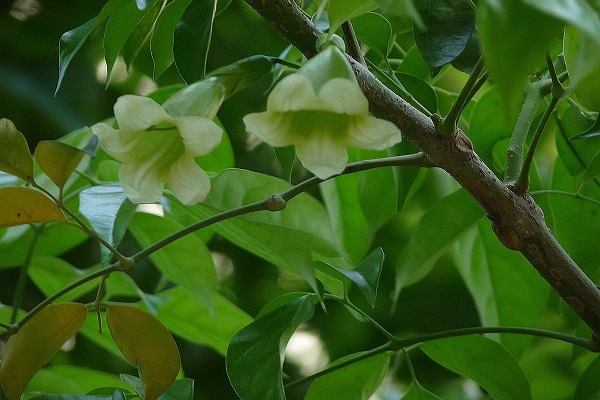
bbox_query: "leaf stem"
[11,224,43,324]
[439,56,485,136]
[530,189,600,207]
[342,20,366,66]
[338,297,397,342]
[268,57,301,70]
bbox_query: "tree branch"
[244,0,600,338]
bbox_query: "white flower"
[243,45,402,179]
[92,95,222,205]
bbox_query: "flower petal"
[175,116,223,156]
[114,95,173,132]
[294,131,348,179]
[267,74,319,112]
[347,116,402,150]
[119,163,165,204]
[318,78,370,115]
[243,112,295,147]
[166,157,211,205]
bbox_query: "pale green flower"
[92,94,222,205]
[243,45,402,179]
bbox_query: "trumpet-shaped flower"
[243,44,402,179]
[92,95,222,205]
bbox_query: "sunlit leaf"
[34,140,86,190]
[0,302,88,400]
[173,0,217,82]
[304,352,390,400]
[0,118,34,183]
[27,365,130,396]
[327,0,378,33]
[29,256,101,301]
[106,304,180,400]
[0,187,66,228]
[226,294,317,400]
[79,185,137,266]
[422,335,531,400]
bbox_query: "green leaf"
[27,365,130,396]
[120,2,163,74]
[555,106,600,176]
[421,335,531,400]
[317,247,384,308]
[151,0,193,79]
[574,355,600,399]
[327,0,378,33]
[0,118,34,183]
[413,0,476,71]
[208,55,274,97]
[150,287,253,355]
[579,150,600,190]
[79,184,137,266]
[401,382,442,400]
[28,256,100,301]
[376,0,423,29]
[34,140,86,191]
[572,114,600,140]
[477,0,562,120]
[564,26,600,111]
[28,395,111,400]
[395,189,485,291]
[352,12,392,57]
[396,72,438,114]
[119,375,194,400]
[57,0,129,92]
[523,0,600,46]
[304,352,390,400]
[226,294,317,400]
[173,0,217,82]
[0,187,66,228]
[128,212,218,310]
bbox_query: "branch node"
[267,194,287,212]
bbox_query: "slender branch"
[335,296,397,342]
[11,224,43,323]
[341,20,366,66]
[439,56,485,136]
[268,57,301,69]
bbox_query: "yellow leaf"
[34,140,86,190]
[0,118,34,183]
[0,302,88,400]
[106,304,180,400]
[0,187,66,228]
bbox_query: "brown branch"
[244,0,600,340]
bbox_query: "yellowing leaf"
[0,187,66,228]
[34,140,86,190]
[0,302,88,400]
[106,304,180,400]
[0,118,34,183]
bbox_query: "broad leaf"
[226,294,317,400]
[28,256,101,301]
[422,335,531,400]
[57,0,129,92]
[413,0,476,71]
[106,304,180,400]
[34,140,86,191]
[477,0,562,120]
[0,118,34,183]
[173,0,217,82]
[0,187,66,228]
[79,184,137,266]
[327,0,378,33]
[27,365,130,395]
[395,189,485,291]
[352,12,392,57]
[0,303,88,400]
[150,0,193,79]
[128,212,218,309]
[304,352,390,400]
[574,355,600,399]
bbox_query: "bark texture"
[244,0,600,341]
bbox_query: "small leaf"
[173,0,217,82]
[579,151,600,190]
[226,294,317,400]
[351,12,392,57]
[34,140,86,190]
[79,185,137,266]
[0,302,88,400]
[0,118,34,183]
[0,187,66,228]
[413,0,476,71]
[106,304,181,400]
[304,352,390,400]
[422,335,531,400]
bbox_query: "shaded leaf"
[0,187,66,228]
[119,375,194,400]
[352,12,392,57]
[572,114,600,140]
[0,118,34,183]
[564,26,600,111]
[106,304,180,400]
[173,0,217,82]
[304,352,390,400]
[422,335,531,400]
[574,355,600,400]
[128,212,218,310]
[401,382,442,400]
[57,0,129,92]
[376,0,423,29]
[226,294,317,400]
[579,150,600,190]
[34,140,86,190]
[79,184,137,266]
[413,0,476,71]
[0,303,88,400]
